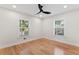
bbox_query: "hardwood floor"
[0,38,79,55]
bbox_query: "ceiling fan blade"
[38,4,43,9]
[36,4,43,15]
[43,11,51,14]
[36,11,41,14]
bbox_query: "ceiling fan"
[36,4,51,14]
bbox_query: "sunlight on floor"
[54,47,64,55]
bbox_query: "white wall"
[43,10,79,46]
[0,7,42,48]
[0,6,79,48]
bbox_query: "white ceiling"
[0,4,79,17]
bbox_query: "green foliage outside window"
[19,20,29,35]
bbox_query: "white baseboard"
[0,37,42,49]
[1,37,79,49]
[45,37,79,47]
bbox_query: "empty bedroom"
[0,4,79,55]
